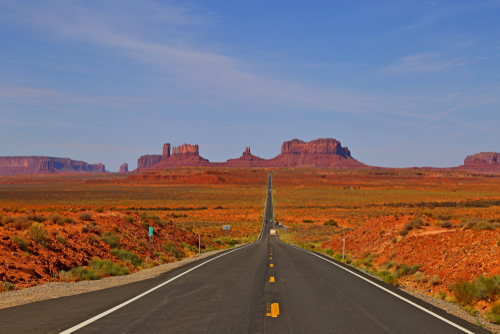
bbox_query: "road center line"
[278,240,475,334]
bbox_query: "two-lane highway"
[0,174,489,333]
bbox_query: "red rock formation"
[137,155,162,169]
[119,163,129,173]
[0,157,105,175]
[456,152,500,173]
[135,138,367,171]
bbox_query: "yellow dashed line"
[270,277,275,282]
[270,257,272,259]
[270,264,273,267]
[266,303,279,317]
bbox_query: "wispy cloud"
[380,53,471,74]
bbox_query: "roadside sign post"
[149,227,153,258]
[342,239,345,261]
[199,235,201,257]
[223,225,231,236]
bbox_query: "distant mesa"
[119,163,129,173]
[0,157,105,176]
[134,138,367,171]
[456,152,500,173]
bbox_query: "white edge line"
[278,240,475,334]
[60,218,267,334]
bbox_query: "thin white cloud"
[380,53,471,74]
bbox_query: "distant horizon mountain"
[0,139,499,175]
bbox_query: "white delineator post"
[342,239,345,261]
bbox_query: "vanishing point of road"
[0,175,489,333]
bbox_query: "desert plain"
[1,167,500,323]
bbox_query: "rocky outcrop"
[456,152,500,173]
[119,163,129,173]
[137,155,162,169]
[135,138,367,171]
[0,157,105,175]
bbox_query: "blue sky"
[0,0,499,171]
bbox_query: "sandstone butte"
[0,157,105,176]
[134,138,368,172]
[119,163,129,173]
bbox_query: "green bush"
[56,235,66,245]
[78,212,92,221]
[383,275,398,285]
[451,280,477,305]
[324,249,334,256]
[394,264,420,278]
[439,221,453,228]
[124,215,134,224]
[94,207,104,213]
[324,219,338,227]
[60,267,101,281]
[162,242,183,259]
[62,217,75,224]
[110,249,144,267]
[29,222,51,247]
[302,219,313,223]
[89,258,129,276]
[488,303,500,324]
[474,275,500,300]
[13,216,32,230]
[101,232,120,249]
[27,214,46,223]
[429,274,442,286]
[2,281,17,292]
[1,215,14,225]
[46,213,63,224]
[181,242,198,253]
[140,222,150,230]
[413,271,428,283]
[10,235,29,251]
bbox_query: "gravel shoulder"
[0,245,244,310]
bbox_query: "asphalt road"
[0,174,490,333]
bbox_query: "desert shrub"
[1,215,14,225]
[89,258,129,276]
[429,274,442,286]
[29,222,51,247]
[27,215,46,223]
[10,235,29,251]
[410,218,424,229]
[61,267,101,281]
[78,212,92,221]
[162,242,184,259]
[112,225,120,232]
[94,207,104,213]
[63,217,75,224]
[110,249,144,267]
[140,222,150,230]
[377,270,391,277]
[101,232,120,249]
[213,237,240,247]
[394,263,420,278]
[497,239,500,247]
[471,221,496,231]
[325,249,334,256]
[85,222,101,235]
[153,251,162,257]
[439,221,453,228]
[381,261,397,270]
[474,276,500,300]
[81,226,89,233]
[383,275,398,285]
[324,219,338,227]
[436,291,447,300]
[123,215,135,224]
[13,216,33,230]
[399,229,408,236]
[450,280,477,305]
[2,281,17,292]
[302,219,313,223]
[488,303,500,324]
[56,235,66,245]
[46,213,63,224]
[181,242,198,253]
[391,237,397,243]
[413,271,428,283]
